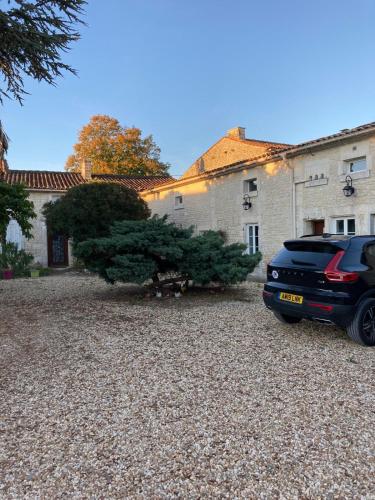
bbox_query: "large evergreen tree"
[75,217,261,287]
[65,115,170,176]
[0,0,86,104]
[43,182,150,246]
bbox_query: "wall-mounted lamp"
[343,175,355,197]
[242,194,252,210]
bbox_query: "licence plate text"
[279,292,303,304]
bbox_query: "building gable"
[181,127,290,179]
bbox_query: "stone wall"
[144,159,294,278]
[144,133,375,279]
[291,136,375,236]
[181,136,277,178]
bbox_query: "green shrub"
[43,182,150,247]
[0,242,33,277]
[75,217,262,287]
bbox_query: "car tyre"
[273,311,302,324]
[347,298,375,346]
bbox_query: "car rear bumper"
[262,286,355,327]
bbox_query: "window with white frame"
[335,218,356,235]
[245,224,259,254]
[243,178,257,193]
[174,194,184,209]
[6,219,24,249]
[346,157,367,173]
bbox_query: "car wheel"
[273,311,302,324]
[347,298,375,346]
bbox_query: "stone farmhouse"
[0,159,170,267]
[2,121,375,278]
[142,122,375,278]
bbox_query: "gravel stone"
[0,273,374,498]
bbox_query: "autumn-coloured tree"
[65,115,170,176]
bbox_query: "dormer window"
[347,157,366,173]
[243,178,257,193]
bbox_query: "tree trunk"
[152,272,159,285]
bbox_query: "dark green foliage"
[0,242,33,276]
[0,0,86,104]
[0,181,36,245]
[43,182,150,246]
[76,217,262,287]
[75,217,191,283]
[179,230,261,285]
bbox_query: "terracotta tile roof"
[229,137,292,150]
[142,121,375,192]
[0,169,173,192]
[280,121,375,154]
[2,170,85,190]
[92,174,172,191]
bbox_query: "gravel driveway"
[0,273,374,498]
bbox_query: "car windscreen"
[272,241,344,268]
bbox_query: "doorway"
[311,220,325,236]
[48,233,69,267]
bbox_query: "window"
[274,241,339,268]
[245,224,259,254]
[243,178,257,193]
[347,157,366,173]
[6,219,24,250]
[174,194,183,209]
[335,218,355,235]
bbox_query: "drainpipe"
[281,153,296,238]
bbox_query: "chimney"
[227,127,246,140]
[80,158,92,180]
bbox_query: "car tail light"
[307,302,333,312]
[324,250,359,283]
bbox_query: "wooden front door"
[312,220,325,236]
[48,233,69,267]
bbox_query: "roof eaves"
[226,136,292,148]
[141,151,283,194]
[283,121,375,157]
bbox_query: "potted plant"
[2,266,13,280]
[30,268,40,278]
[30,261,43,278]
[1,243,33,279]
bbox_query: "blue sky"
[1,0,375,177]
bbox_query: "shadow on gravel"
[93,282,263,307]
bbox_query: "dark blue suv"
[263,234,375,346]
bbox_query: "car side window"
[364,243,375,268]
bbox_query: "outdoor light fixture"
[343,175,355,197]
[242,194,252,210]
